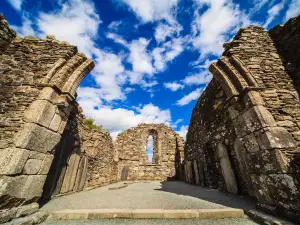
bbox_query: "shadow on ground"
[155,181,256,210]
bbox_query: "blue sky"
[1,0,300,142]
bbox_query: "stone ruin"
[1,11,300,224]
[115,123,184,181]
[184,16,300,220]
[0,14,185,223]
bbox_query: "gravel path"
[41,181,255,212]
[42,218,258,225]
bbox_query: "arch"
[146,135,154,163]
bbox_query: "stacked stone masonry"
[185,16,300,221]
[115,124,185,181]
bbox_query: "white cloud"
[6,0,23,11]
[154,22,182,42]
[77,89,173,138]
[176,125,189,140]
[121,0,179,24]
[191,0,251,59]
[176,88,203,106]
[183,70,212,86]
[164,82,184,91]
[37,0,100,58]
[92,51,127,101]
[129,38,155,75]
[285,0,300,21]
[264,2,286,28]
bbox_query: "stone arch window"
[147,135,154,162]
[145,129,159,164]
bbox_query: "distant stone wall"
[185,16,300,219]
[115,124,184,181]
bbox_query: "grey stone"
[37,87,58,103]
[0,175,47,201]
[217,143,238,194]
[23,100,56,128]
[13,123,61,153]
[49,114,62,132]
[0,208,16,223]
[38,155,54,175]
[60,154,80,193]
[243,133,260,153]
[256,127,297,150]
[193,160,200,185]
[0,148,29,175]
[242,106,277,133]
[23,159,42,175]
[16,203,39,217]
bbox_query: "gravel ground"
[42,218,258,225]
[41,181,255,212]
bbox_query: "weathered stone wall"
[115,124,184,181]
[0,13,94,213]
[185,16,300,219]
[0,14,16,53]
[42,105,117,198]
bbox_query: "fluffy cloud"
[154,22,182,43]
[164,82,184,91]
[176,88,203,106]
[264,2,286,28]
[191,0,251,60]
[120,0,179,24]
[183,71,212,86]
[176,125,189,140]
[6,0,23,11]
[77,88,172,139]
[285,0,300,20]
[129,38,155,75]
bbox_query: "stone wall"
[42,105,117,199]
[185,16,300,219]
[115,124,184,181]
[0,13,95,212]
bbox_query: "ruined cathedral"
[0,12,300,224]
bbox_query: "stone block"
[0,148,29,175]
[228,106,240,120]
[23,159,42,175]
[132,209,164,218]
[89,209,133,219]
[49,114,62,132]
[198,209,244,219]
[232,115,248,137]
[256,127,297,150]
[0,175,46,203]
[38,87,58,103]
[193,161,200,185]
[164,209,199,218]
[38,155,54,175]
[52,209,89,220]
[242,106,276,133]
[0,208,16,223]
[250,174,275,205]
[23,100,56,128]
[16,203,39,217]
[266,174,300,212]
[243,133,260,153]
[247,150,288,174]
[60,154,80,193]
[243,91,265,108]
[14,123,61,153]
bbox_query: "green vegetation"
[84,118,106,132]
